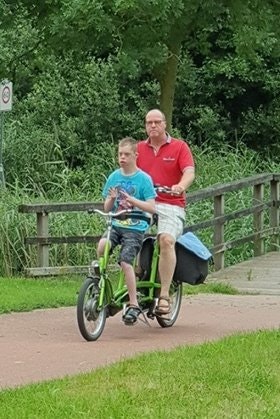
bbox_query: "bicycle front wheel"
[76,276,107,341]
[156,281,183,328]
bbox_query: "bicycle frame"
[93,209,159,314]
[135,239,161,302]
[77,188,183,341]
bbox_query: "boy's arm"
[121,193,155,214]
[104,187,117,212]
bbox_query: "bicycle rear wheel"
[76,276,106,341]
[156,281,183,328]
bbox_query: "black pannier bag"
[139,233,212,286]
[138,237,156,280]
[173,232,212,285]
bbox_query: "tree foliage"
[1,0,280,191]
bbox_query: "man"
[137,109,195,315]
[97,137,156,325]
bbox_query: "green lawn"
[0,276,82,314]
[1,277,279,417]
[0,276,238,314]
[1,330,279,418]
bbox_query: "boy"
[97,137,156,325]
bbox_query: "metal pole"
[0,111,5,188]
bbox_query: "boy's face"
[118,145,137,168]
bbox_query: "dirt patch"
[1,294,280,390]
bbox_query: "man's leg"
[158,233,176,298]
[155,203,184,313]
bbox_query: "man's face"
[145,110,166,139]
[118,145,136,168]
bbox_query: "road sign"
[0,81,13,111]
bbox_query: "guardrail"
[18,173,280,276]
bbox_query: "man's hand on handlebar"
[171,184,185,195]
[154,185,183,196]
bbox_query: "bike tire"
[76,276,107,341]
[156,282,183,328]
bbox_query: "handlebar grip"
[89,208,153,224]
[114,211,152,224]
[154,185,181,195]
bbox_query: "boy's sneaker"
[122,305,141,325]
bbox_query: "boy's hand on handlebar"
[108,187,118,199]
[119,190,134,206]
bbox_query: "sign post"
[0,80,13,188]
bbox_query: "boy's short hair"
[119,137,137,153]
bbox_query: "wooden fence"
[18,173,280,276]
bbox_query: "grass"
[0,330,279,418]
[184,281,239,295]
[0,276,83,314]
[0,276,238,314]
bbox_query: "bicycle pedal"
[123,320,137,326]
[155,313,171,321]
[122,316,138,326]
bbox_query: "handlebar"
[88,208,152,225]
[88,185,182,225]
[154,185,182,196]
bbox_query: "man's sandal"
[155,297,171,315]
[122,305,141,326]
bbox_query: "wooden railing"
[18,173,280,276]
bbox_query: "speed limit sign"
[0,81,13,111]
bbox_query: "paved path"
[1,294,280,390]
[207,251,280,295]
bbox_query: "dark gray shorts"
[104,227,144,265]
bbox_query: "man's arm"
[172,168,195,194]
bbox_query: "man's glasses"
[145,120,165,126]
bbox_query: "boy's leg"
[120,261,138,306]
[97,228,120,258]
[97,238,109,258]
[119,230,144,324]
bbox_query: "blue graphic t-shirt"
[102,169,156,232]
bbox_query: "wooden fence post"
[270,178,280,251]
[213,194,225,270]
[37,212,49,268]
[253,183,265,256]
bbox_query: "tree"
[5,1,279,129]
[42,0,280,130]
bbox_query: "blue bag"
[176,232,212,261]
[173,232,212,285]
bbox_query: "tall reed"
[0,143,278,277]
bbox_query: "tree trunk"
[158,40,182,131]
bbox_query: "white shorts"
[155,203,185,241]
